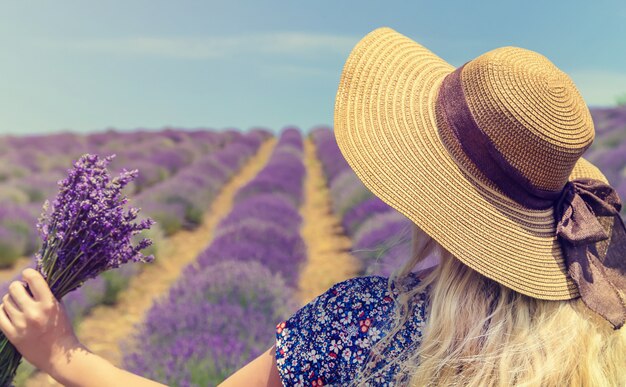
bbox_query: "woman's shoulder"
[274,271,429,385]
[335,269,427,291]
[322,272,425,309]
[327,274,392,300]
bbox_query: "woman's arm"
[218,344,283,387]
[0,268,165,387]
[46,344,167,387]
[0,268,285,387]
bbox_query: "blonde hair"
[350,223,626,386]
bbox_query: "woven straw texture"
[334,27,609,300]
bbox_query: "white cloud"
[568,70,626,107]
[36,33,359,59]
[262,64,335,77]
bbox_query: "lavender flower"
[0,204,39,267]
[123,260,299,387]
[0,153,155,385]
[310,126,351,184]
[342,197,393,235]
[133,131,265,236]
[35,154,155,296]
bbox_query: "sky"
[0,1,625,135]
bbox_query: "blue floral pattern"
[275,273,429,386]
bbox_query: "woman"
[1,27,625,386]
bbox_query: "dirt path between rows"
[0,256,32,283]
[24,138,277,386]
[296,137,362,306]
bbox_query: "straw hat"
[334,27,626,326]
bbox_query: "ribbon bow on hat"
[555,178,626,329]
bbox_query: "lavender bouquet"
[0,154,155,385]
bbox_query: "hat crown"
[461,47,595,192]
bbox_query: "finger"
[0,304,17,339]
[2,294,25,329]
[22,268,54,303]
[8,280,35,311]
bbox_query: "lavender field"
[0,105,624,386]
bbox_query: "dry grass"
[296,136,362,305]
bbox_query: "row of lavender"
[123,128,306,386]
[0,129,229,184]
[585,106,626,208]
[311,127,436,277]
[134,130,271,237]
[0,129,236,268]
[3,130,270,328]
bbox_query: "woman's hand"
[0,268,82,374]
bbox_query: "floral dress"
[275,273,429,386]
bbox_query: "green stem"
[46,225,116,293]
[48,251,86,294]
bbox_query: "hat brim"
[334,27,608,300]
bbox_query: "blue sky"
[1,1,625,135]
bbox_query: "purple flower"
[197,220,306,287]
[123,260,299,386]
[133,131,265,236]
[234,128,305,207]
[329,171,374,217]
[34,154,154,296]
[342,197,393,235]
[0,204,40,260]
[63,275,107,322]
[310,127,351,184]
[219,193,303,231]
